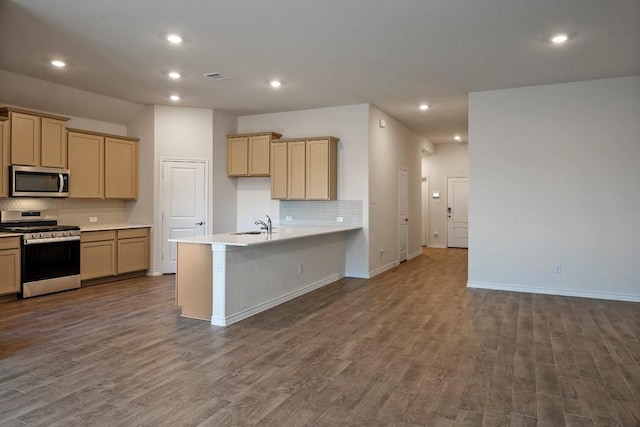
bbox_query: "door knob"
[195,222,204,225]
[405,218,409,222]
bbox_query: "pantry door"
[447,177,468,248]
[161,160,207,274]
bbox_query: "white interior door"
[162,160,207,274]
[422,177,429,246]
[447,177,468,248]
[399,168,409,262]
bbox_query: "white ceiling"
[0,0,638,143]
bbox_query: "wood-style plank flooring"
[1,248,639,426]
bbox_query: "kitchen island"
[169,225,361,326]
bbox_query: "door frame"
[159,157,209,274]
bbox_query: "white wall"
[468,76,640,301]
[368,106,427,275]
[212,110,238,233]
[152,105,214,273]
[238,104,370,277]
[422,143,469,247]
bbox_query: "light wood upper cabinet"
[227,132,282,177]
[0,108,70,168]
[270,142,287,199]
[41,117,67,168]
[306,138,338,200]
[0,119,9,198]
[10,111,40,166]
[271,136,338,200]
[288,140,307,200]
[0,237,21,295]
[105,137,138,199]
[68,131,105,198]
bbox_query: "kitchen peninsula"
[169,225,360,326]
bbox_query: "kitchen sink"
[230,231,264,235]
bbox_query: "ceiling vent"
[203,72,231,81]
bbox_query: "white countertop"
[169,225,361,247]
[79,224,152,232]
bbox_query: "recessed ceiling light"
[166,33,183,44]
[454,135,462,142]
[169,95,181,101]
[551,33,569,44]
[419,104,429,111]
[270,80,282,88]
[168,71,181,79]
[51,60,66,68]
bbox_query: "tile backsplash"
[0,198,127,226]
[280,200,362,226]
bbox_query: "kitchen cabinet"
[81,230,117,280]
[0,107,69,168]
[0,118,9,198]
[0,237,21,295]
[105,137,138,199]
[227,132,282,177]
[68,130,104,198]
[271,136,338,200]
[81,227,150,281]
[117,228,150,274]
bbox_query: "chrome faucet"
[254,214,272,234]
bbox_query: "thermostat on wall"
[432,192,440,199]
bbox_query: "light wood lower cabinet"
[81,231,117,280]
[0,237,21,295]
[117,228,149,274]
[81,227,150,281]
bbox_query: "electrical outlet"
[336,217,344,222]
[89,217,98,223]
[554,264,562,274]
[298,264,303,274]
[286,216,292,221]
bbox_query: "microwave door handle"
[59,173,64,193]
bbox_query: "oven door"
[21,239,81,297]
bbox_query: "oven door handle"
[24,236,81,245]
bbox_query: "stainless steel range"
[0,210,81,298]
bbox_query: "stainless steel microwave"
[10,165,70,197]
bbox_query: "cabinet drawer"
[117,228,149,239]
[0,237,21,250]
[81,230,116,243]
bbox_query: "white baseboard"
[408,250,422,260]
[211,273,345,326]
[368,261,399,278]
[467,281,640,303]
[146,270,162,277]
[427,243,446,248]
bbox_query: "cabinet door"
[81,240,117,280]
[105,137,138,199]
[0,120,9,197]
[227,136,248,176]
[68,132,104,198]
[0,238,20,295]
[248,134,270,176]
[288,140,306,199]
[117,237,149,274]
[40,118,67,168]
[306,139,337,200]
[10,112,40,166]
[270,142,287,199]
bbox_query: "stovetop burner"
[3,225,81,233]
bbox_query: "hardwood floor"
[1,248,639,426]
